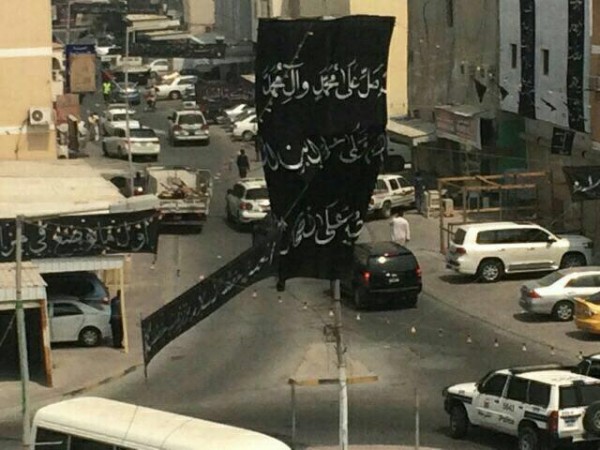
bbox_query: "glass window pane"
[35,428,68,449]
[528,382,550,407]
[507,377,528,402]
[480,374,507,396]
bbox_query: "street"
[0,98,568,450]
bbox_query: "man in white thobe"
[390,210,411,245]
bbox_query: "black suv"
[341,242,422,309]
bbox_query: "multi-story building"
[0,0,56,160]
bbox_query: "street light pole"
[124,26,134,196]
[15,215,31,447]
[332,279,348,450]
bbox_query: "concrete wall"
[215,0,253,42]
[408,0,499,121]
[0,0,56,160]
[183,0,215,34]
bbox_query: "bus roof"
[33,397,290,450]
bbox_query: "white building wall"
[499,0,520,114]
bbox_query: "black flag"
[563,166,600,201]
[256,16,394,281]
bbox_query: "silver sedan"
[519,267,600,321]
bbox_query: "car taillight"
[547,410,559,434]
[362,271,371,285]
[455,247,466,255]
[527,289,541,299]
[239,202,253,211]
[416,265,422,278]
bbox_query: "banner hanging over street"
[563,166,600,201]
[0,210,159,262]
[255,16,394,280]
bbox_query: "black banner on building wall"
[256,16,394,281]
[519,0,536,119]
[563,166,600,201]
[141,231,279,366]
[0,210,159,262]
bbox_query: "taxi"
[574,291,600,334]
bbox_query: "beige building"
[183,0,215,34]
[0,0,56,160]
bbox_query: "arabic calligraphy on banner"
[141,230,279,366]
[0,210,159,262]
[563,166,600,201]
[256,16,394,281]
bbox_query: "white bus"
[31,397,291,450]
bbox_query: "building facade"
[183,0,215,34]
[0,0,56,160]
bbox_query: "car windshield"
[246,188,269,200]
[537,271,566,286]
[112,113,128,121]
[130,129,156,138]
[368,254,415,271]
[179,114,204,125]
[453,228,467,245]
[560,383,600,408]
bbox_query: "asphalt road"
[0,98,567,450]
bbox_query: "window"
[232,185,244,198]
[447,0,454,27]
[479,374,508,396]
[53,303,83,317]
[511,44,517,69]
[476,230,496,244]
[542,49,549,75]
[35,428,68,449]
[245,188,269,200]
[528,381,550,407]
[388,179,400,191]
[375,179,387,191]
[398,177,410,188]
[368,254,417,272]
[560,384,600,408]
[507,377,528,402]
[589,363,600,379]
[568,275,598,288]
[523,228,551,243]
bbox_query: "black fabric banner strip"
[563,166,600,201]
[519,0,536,119]
[0,210,159,262]
[141,230,279,366]
[567,0,586,132]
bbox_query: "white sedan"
[102,126,160,161]
[48,297,111,347]
[232,114,258,141]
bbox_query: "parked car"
[42,271,110,310]
[368,174,415,218]
[224,103,253,122]
[48,296,111,347]
[100,109,140,136]
[167,110,210,146]
[446,222,593,282]
[574,291,600,335]
[102,126,160,161]
[443,365,600,449]
[232,113,257,141]
[340,241,422,309]
[519,267,600,321]
[225,178,270,225]
[112,82,141,105]
[574,353,600,379]
[226,107,256,132]
[155,75,198,100]
[148,58,170,76]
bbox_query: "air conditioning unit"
[29,107,52,126]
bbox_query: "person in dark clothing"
[109,290,124,349]
[237,149,250,178]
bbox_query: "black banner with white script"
[141,231,279,366]
[563,166,600,201]
[0,210,159,262]
[256,16,394,280]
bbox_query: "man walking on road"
[108,290,124,349]
[102,80,112,103]
[237,149,250,178]
[390,210,411,245]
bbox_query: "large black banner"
[563,166,600,201]
[0,210,159,262]
[256,16,394,281]
[141,230,279,365]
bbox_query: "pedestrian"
[390,210,411,246]
[108,290,124,349]
[414,171,425,215]
[237,149,250,178]
[88,113,100,142]
[102,80,112,103]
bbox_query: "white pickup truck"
[145,166,212,229]
[368,174,415,218]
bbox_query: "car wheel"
[552,300,574,321]
[353,288,366,310]
[477,259,504,283]
[449,404,468,439]
[242,130,254,141]
[79,327,101,347]
[518,425,541,450]
[169,91,181,100]
[560,252,587,269]
[584,402,600,434]
[380,201,392,219]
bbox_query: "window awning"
[387,118,436,146]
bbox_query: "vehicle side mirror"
[547,237,557,244]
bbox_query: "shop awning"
[32,255,125,274]
[386,118,436,146]
[0,262,46,309]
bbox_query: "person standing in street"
[390,210,411,246]
[102,80,112,103]
[108,290,124,349]
[237,149,250,178]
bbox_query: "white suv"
[225,178,270,225]
[444,365,600,449]
[446,222,593,282]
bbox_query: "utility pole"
[124,26,134,196]
[15,215,31,446]
[332,279,348,450]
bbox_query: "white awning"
[387,118,436,146]
[0,262,46,309]
[33,255,125,274]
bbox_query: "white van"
[31,397,291,450]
